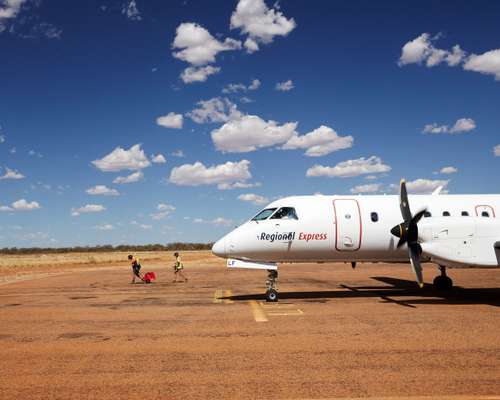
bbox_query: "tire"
[433,275,453,291]
[265,289,278,302]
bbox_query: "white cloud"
[171,149,185,158]
[230,0,296,52]
[151,154,166,164]
[282,125,353,157]
[187,97,241,124]
[275,79,294,91]
[240,96,253,104]
[398,33,466,67]
[86,185,120,196]
[494,145,500,157]
[218,181,261,190]
[0,167,24,180]
[422,118,476,134]
[9,147,15,154]
[151,203,176,220]
[463,49,500,81]
[0,0,27,31]
[139,224,152,230]
[122,0,141,21]
[0,134,5,143]
[92,144,151,172]
[113,171,144,184]
[156,112,183,129]
[306,156,391,178]
[238,193,269,205]
[12,199,40,211]
[193,217,233,226]
[222,79,261,93]
[71,204,106,217]
[212,114,297,153]
[350,183,381,194]
[0,205,12,212]
[404,179,450,194]
[180,65,220,83]
[172,22,241,66]
[94,224,115,231]
[438,166,458,174]
[170,160,252,189]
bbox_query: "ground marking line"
[224,290,234,304]
[249,300,268,322]
[267,309,304,316]
[213,289,223,304]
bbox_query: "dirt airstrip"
[0,251,499,400]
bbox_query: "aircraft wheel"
[265,289,278,302]
[433,275,453,291]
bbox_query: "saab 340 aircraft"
[212,180,500,302]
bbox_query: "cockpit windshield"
[252,208,277,221]
[270,207,298,220]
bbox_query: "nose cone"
[212,236,226,258]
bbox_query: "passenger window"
[461,211,469,216]
[482,211,490,217]
[270,207,298,220]
[371,212,378,222]
[252,208,277,221]
[443,211,450,217]
[424,211,432,218]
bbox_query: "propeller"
[390,179,426,288]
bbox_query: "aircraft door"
[333,199,362,251]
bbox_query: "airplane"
[212,180,500,302]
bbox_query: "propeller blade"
[412,208,427,224]
[396,237,406,248]
[409,244,424,288]
[399,179,412,222]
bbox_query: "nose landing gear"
[433,265,453,291]
[265,270,278,302]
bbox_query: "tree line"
[0,242,213,255]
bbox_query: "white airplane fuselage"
[212,194,500,269]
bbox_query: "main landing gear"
[433,265,453,291]
[265,270,278,302]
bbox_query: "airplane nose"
[212,237,226,258]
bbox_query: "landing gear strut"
[265,270,278,302]
[433,265,453,291]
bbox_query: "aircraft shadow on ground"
[223,276,500,307]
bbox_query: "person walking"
[128,254,143,284]
[172,252,188,283]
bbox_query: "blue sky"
[0,0,499,247]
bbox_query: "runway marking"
[261,301,304,316]
[249,300,268,322]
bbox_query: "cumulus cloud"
[171,149,185,158]
[494,145,500,157]
[398,33,466,67]
[212,114,297,153]
[113,171,144,184]
[12,199,40,211]
[238,193,269,205]
[282,125,353,157]
[156,112,183,129]
[71,204,106,216]
[438,166,458,174]
[422,118,476,134]
[306,156,391,178]
[350,183,381,194]
[86,185,120,196]
[404,179,450,194]
[187,97,241,124]
[122,0,141,21]
[0,167,24,180]
[0,0,27,32]
[222,79,261,93]
[94,224,115,231]
[230,0,296,52]
[172,22,241,66]
[151,154,166,164]
[0,134,5,143]
[193,217,233,226]
[275,79,294,91]
[218,181,261,190]
[0,205,12,212]
[92,144,151,172]
[463,49,500,81]
[151,203,176,220]
[169,160,252,189]
[180,65,221,83]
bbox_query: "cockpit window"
[270,207,298,220]
[252,208,277,221]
